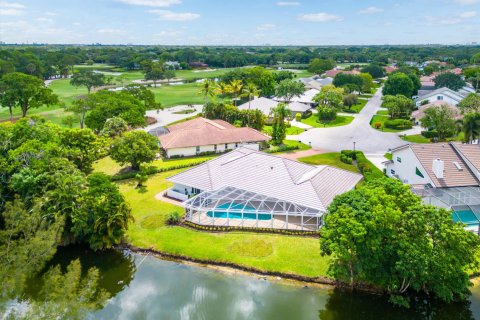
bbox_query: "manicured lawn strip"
[298,153,359,173]
[302,114,354,128]
[376,109,389,116]
[349,99,368,113]
[370,115,405,133]
[150,83,205,107]
[119,170,330,277]
[263,125,304,136]
[401,134,431,143]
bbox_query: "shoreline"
[122,244,383,294]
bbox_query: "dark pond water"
[29,246,480,320]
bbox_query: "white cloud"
[454,0,479,4]
[155,28,184,37]
[117,0,181,6]
[36,17,53,23]
[298,12,342,22]
[276,1,300,6]
[97,28,126,34]
[358,6,384,14]
[459,11,477,18]
[0,1,25,9]
[257,23,275,31]
[0,1,25,15]
[72,22,81,26]
[148,10,199,21]
[44,11,56,16]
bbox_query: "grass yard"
[302,114,354,128]
[401,134,431,144]
[150,83,205,107]
[376,109,389,116]
[370,115,407,133]
[349,99,368,113]
[298,152,359,173]
[119,169,330,278]
[263,125,304,136]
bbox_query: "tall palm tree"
[197,79,217,105]
[226,79,245,106]
[215,82,229,101]
[462,113,480,144]
[244,82,260,110]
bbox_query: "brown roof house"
[384,143,480,188]
[412,101,462,125]
[157,117,270,158]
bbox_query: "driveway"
[144,105,203,132]
[288,88,406,154]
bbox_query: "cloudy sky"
[0,0,479,45]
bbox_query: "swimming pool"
[206,202,272,220]
[452,209,479,226]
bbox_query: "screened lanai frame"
[183,186,324,231]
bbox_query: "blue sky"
[0,0,479,45]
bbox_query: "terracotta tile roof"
[324,69,360,77]
[168,148,363,211]
[452,143,480,174]
[412,102,462,122]
[159,117,270,149]
[410,144,479,188]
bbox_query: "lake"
[27,246,480,320]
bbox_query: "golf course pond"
[26,245,480,319]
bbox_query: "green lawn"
[376,109,389,116]
[298,153,360,173]
[150,83,205,107]
[384,153,392,161]
[263,125,304,136]
[302,114,354,128]
[349,99,368,113]
[370,115,406,133]
[117,170,330,278]
[401,134,431,144]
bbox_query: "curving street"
[288,88,406,155]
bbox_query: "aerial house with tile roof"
[166,147,363,230]
[157,117,270,158]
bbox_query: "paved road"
[288,88,406,154]
[143,105,203,132]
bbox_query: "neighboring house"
[275,88,320,107]
[163,61,181,70]
[414,87,468,107]
[297,77,333,90]
[385,143,480,188]
[157,117,269,158]
[238,97,279,116]
[420,76,436,90]
[412,101,462,125]
[385,143,480,233]
[166,147,363,230]
[288,101,312,116]
[384,66,397,74]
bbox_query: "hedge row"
[111,159,210,181]
[421,130,438,139]
[341,150,384,181]
[384,119,413,130]
[265,144,299,154]
[183,221,319,237]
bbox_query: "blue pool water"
[207,202,272,220]
[452,209,479,226]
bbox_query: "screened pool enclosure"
[183,186,324,231]
[413,186,480,234]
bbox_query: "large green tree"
[275,79,305,103]
[462,113,480,144]
[0,72,58,117]
[321,178,480,307]
[434,72,466,91]
[361,63,385,79]
[420,104,457,140]
[458,93,480,114]
[270,103,290,146]
[381,94,414,119]
[382,72,415,97]
[70,70,106,94]
[308,58,335,74]
[110,130,159,170]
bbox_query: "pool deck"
[187,211,318,231]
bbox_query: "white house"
[237,97,278,116]
[166,147,363,230]
[275,88,320,107]
[157,117,269,158]
[384,143,480,188]
[414,87,470,107]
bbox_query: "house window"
[214,145,217,151]
[390,169,396,175]
[235,143,238,148]
[396,157,402,163]
[437,95,443,101]
[196,146,200,153]
[416,167,425,178]
[225,144,228,149]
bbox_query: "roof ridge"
[449,142,480,186]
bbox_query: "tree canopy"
[275,79,305,102]
[382,72,415,97]
[420,104,457,140]
[434,72,466,91]
[70,70,106,94]
[110,131,159,170]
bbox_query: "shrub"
[421,130,438,139]
[265,144,299,153]
[169,154,185,159]
[384,119,412,130]
[374,122,382,129]
[302,110,312,119]
[317,106,337,121]
[166,211,181,225]
[420,100,430,106]
[341,150,384,181]
[295,113,302,122]
[340,154,353,164]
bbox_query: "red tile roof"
[159,117,270,149]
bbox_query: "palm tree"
[462,113,480,144]
[197,79,217,105]
[271,103,291,146]
[226,79,245,106]
[244,82,260,110]
[215,82,229,101]
[467,73,480,90]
